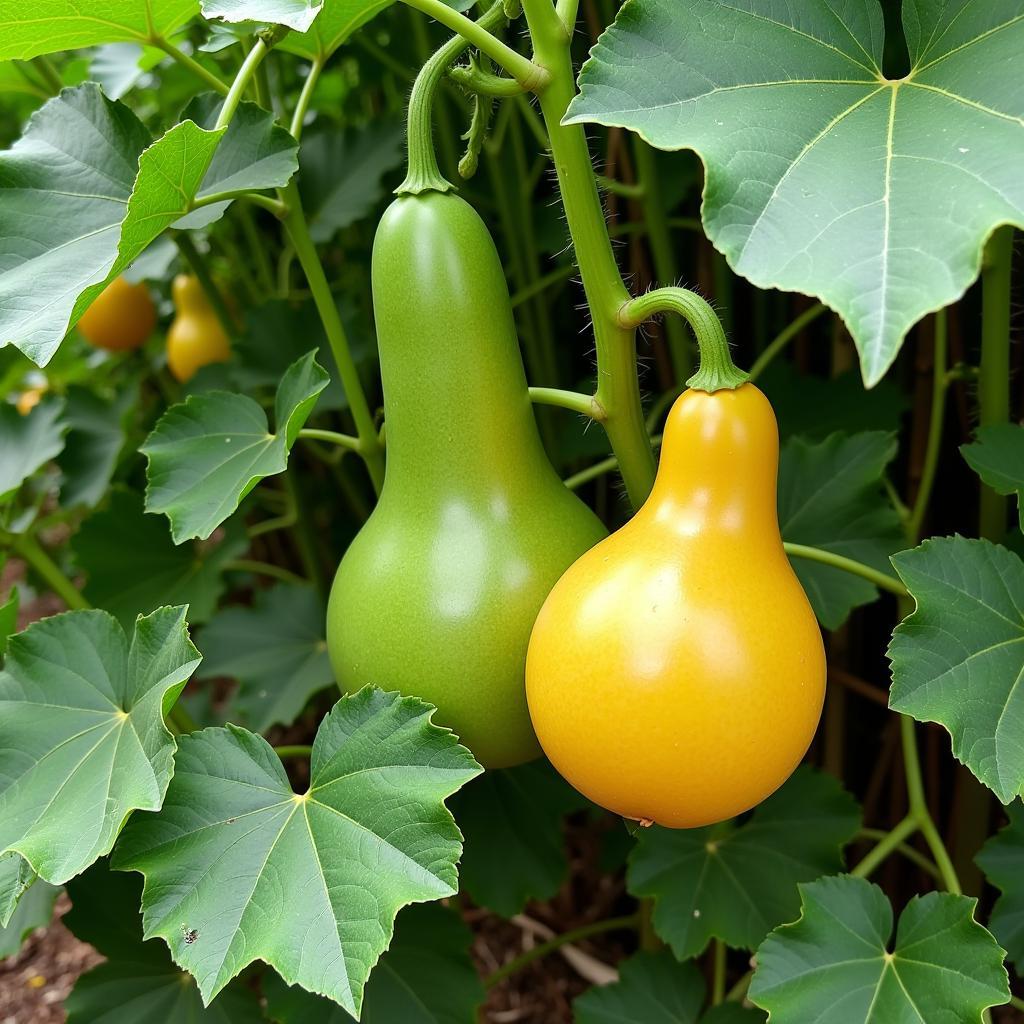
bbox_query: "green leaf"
[175,95,299,229]
[567,0,1024,386]
[301,121,405,243]
[114,688,482,1015]
[977,802,1024,973]
[57,385,133,509]
[0,84,222,365]
[197,583,334,732]
[451,759,586,917]
[90,42,168,100]
[0,587,18,657]
[0,0,199,60]
[748,875,1009,1020]
[627,768,860,959]
[280,1,406,59]
[0,850,38,927]
[143,351,329,542]
[263,902,485,1024]
[64,863,266,1023]
[0,606,200,885]
[962,423,1024,529]
[0,860,59,957]
[889,536,1024,803]
[779,431,904,629]
[202,0,323,31]
[0,396,66,500]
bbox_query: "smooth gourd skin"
[327,192,606,768]
[77,276,156,352]
[166,274,231,382]
[526,384,826,828]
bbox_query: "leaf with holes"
[114,688,481,1015]
[0,607,200,885]
[143,351,328,543]
[889,536,1024,803]
[748,875,1009,1020]
[567,0,1024,385]
[627,768,860,958]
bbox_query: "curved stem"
[618,287,746,392]
[11,533,88,610]
[900,715,961,894]
[851,814,918,879]
[485,914,639,988]
[711,939,727,1005]
[564,434,663,491]
[401,0,543,86]
[153,36,230,95]
[528,386,604,420]
[298,428,362,452]
[275,744,314,759]
[524,0,655,506]
[907,310,948,541]
[290,59,323,141]
[281,182,385,493]
[215,38,269,131]
[748,303,828,381]
[191,190,288,217]
[399,1,509,194]
[783,543,907,597]
[857,827,940,879]
[450,61,526,97]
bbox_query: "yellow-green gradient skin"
[327,192,607,768]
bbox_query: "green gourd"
[327,192,606,768]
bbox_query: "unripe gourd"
[77,276,156,352]
[527,383,825,828]
[166,274,230,382]
[327,192,607,768]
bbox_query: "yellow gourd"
[526,382,826,829]
[166,274,231,382]
[16,385,47,416]
[77,276,156,352]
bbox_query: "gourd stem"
[11,533,88,611]
[748,303,828,381]
[289,58,323,141]
[523,0,656,507]
[907,310,948,541]
[555,0,581,31]
[528,386,605,420]
[618,287,747,393]
[214,37,269,131]
[850,814,918,879]
[225,559,308,586]
[399,1,510,195]
[782,543,907,597]
[298,428,362,452]
[450,62,527,97]
[275,744,314,759]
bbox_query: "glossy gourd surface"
[77,276,156,352]
[166,274,230,382]
[526,383,826,827]
[327,192,606,768]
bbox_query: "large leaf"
[962,423,1024,529]
[0,862,59,957]
[627,768,860,958]
[64,863,266,1023]
[0,84,221,365]
[0,606,200,885]
[574,950,765,1024]
[567,0,1024,385]
[197,583,334,732]
[202,0,323,31]
[748,875,1009,1020]
[143,351,328,543]
[114,688,482,1015]
[263,902,485,1024]
[451,759,586,917]
[976,802,1024,973]
[889,536,1024,803]
[779,431,904,629]
[0,0,199,60]
[301,122,405,243]
[75,487,247,628]
[0,396,66,500]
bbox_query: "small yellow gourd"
[166,274,231,383]
[77,276,156,352]
[526,382,826,829]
